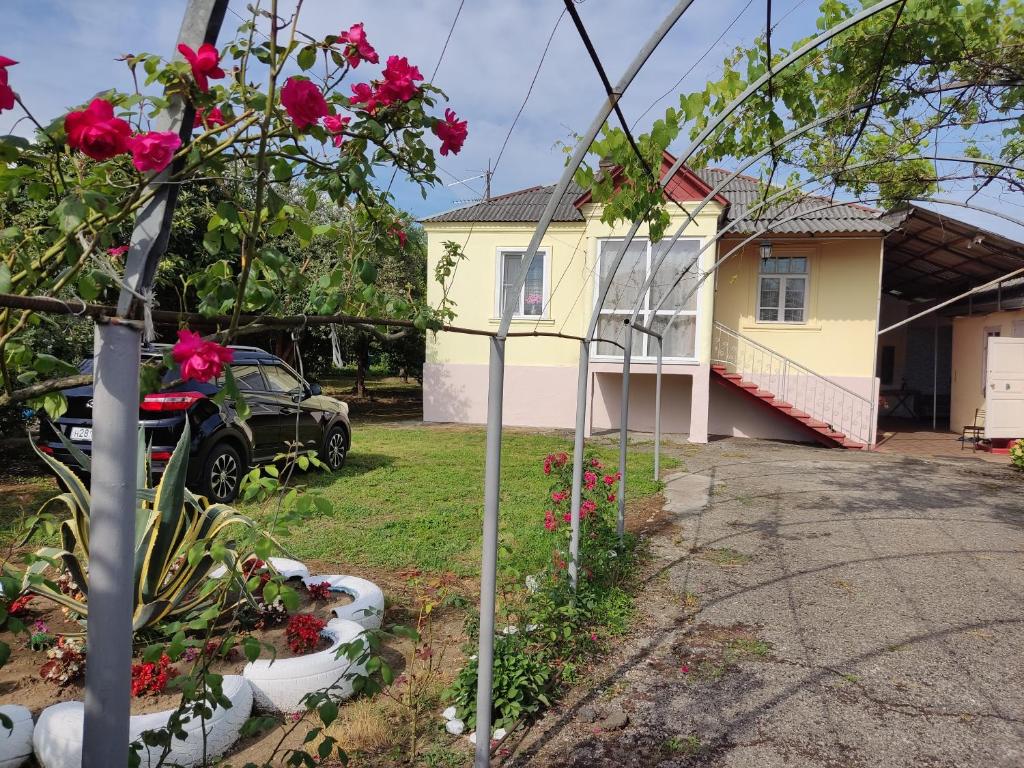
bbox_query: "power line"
[430,0,466,80]
[492,7,567,175]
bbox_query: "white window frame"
[590,237,702,362]
[493,247,551,319]
[982,326,1001,394]
[756,255,809,324]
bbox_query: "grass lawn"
[240,424,675,578]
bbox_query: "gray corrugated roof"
[421,183,586,223]
[421,167,890,234]
[697,168,890,235]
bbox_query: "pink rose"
[65,99,132,161]
[281,77,329,129]
[178,43,225,92]
[126,131,181,173]
[0,56,17,113]
[194,106,226,129]
[584,471,597,490]
[543,510,557,532]
[172,329,233,383]
[603,474,615,486]
[338,23,378,67]
[551,490,567,503]
[582,500,597,516]
[107,245,129,258]
[322,114,351,147]
[389,225,407,248]
[378,55,422,103]
[590,458,603,469]
[434,108,468,156]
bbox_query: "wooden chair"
[961,408,985,451]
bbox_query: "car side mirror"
[307,382,322,397]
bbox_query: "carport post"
[473,337,505,767]
[568,340,589,589]
[933,316,938,431]
[617,322,633,542]
[654,336,663,481]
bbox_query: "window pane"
[263,365,302,393]
[599,240,647,311]
[760,257,776,273]
[523,255,544,316]
[650,239,700,312]
[783,277,805,322]
[594,314,642,357]
[233,365,264,391]
[759,276,780,320]
[789,257,807,274]
[501,253,522,315]
[650,314,696,358]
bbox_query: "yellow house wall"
[423,205,723,367]
[712,236,884,378]
[950,308,1024,432]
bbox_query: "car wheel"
[202,443,245,503]
[324,426,347,470]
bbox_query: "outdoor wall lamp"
[760,241,773,260]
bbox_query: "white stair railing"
[711,321,874,446]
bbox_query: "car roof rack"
[141,342,272,353]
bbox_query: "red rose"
[280,77,329,129]
[178,43,225,92]
[434,108,468,156]
[194,106,226,129]
[0,56,17,113]
[350,81,384,115]
[378,55,422,103]
[322,114,351,147]
[338,23,378,67]
[65,99,132,161]
[172,329,233,382]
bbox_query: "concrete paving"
[512,438,1024,767]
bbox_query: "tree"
[578,0,1024,234]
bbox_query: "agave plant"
[22,423,260,633]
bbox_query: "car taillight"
[37,443,54,454]
[150,451,172,461]
[140,391,206,412]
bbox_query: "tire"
[323,425,348,470]
[201,443,245,503]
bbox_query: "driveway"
[511,438,1024,767]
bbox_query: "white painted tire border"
[32,675,252,768]
[243,617,368,714]
[301,574,384,629]
[0,705,33,768]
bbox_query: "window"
[982,327,1001,393]
[229,364,265,391]
[497,249,547,317]
[262,364,302,394]
[593,237,700,360]
[758,256,808,323]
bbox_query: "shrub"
[1010,439,1024,471]
[131,653,178,697]
[306,581,333,601]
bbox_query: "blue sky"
[4,0,1023,240]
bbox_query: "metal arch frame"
[472,1,701,760]
[83,2,228,765]
[473,0,1000,757]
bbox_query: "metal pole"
[473,338,505,767]
[617,323,633,543]
[654,336,663,481]
[933,315,938,431]
[568,340,589,590]
[81,3,228,764]
[82,321,140,767]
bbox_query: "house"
[420,155,1024,450]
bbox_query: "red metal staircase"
[711,364,866,449]
[711,322,873,450]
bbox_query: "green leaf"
[56,196,87,233]
[0,263,10,293]
[317,700,338,727]
[297,46,317,71]
[203,229,222,256]
[243,636,262,663]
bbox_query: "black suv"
[37,345,351,503]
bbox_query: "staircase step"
[789,409,809,419]
[753,390,776,400]
[711,364,728,373]
[772,401,793,410]
[722,373,743,381]
[842,440,866,449]
[738,382,760,390]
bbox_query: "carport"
[876,204,1024,454]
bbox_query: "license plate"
[70,427,93,441]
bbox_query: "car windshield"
[263,364,303,393]
[78,354,180,383]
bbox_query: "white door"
[1013,320,1024,338]
[985,336,1024,439]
